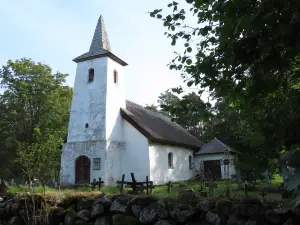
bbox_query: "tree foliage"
[0,58,72,182]
[150,0,300,195]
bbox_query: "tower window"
[168,152,173,169]
[88,69,94,82]
[85,123,89,128]
[113,70,118,84]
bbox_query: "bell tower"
[60,15,128,186]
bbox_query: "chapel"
[60,15,239,186]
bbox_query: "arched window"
[189,156,193,169]
[85,123,89,128]
[88,69,94,82]
[113,70,118,84]
[168,153,173,169]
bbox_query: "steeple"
[89,15,111,52]
[73,15,127,66]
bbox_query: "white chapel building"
[60,15,238,186]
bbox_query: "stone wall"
[0,194,299,225]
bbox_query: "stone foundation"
[0,194,299,225]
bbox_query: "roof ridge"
[198,139,216,150]
[125,100,172,121]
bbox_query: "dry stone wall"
[0,194,299,225]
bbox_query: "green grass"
[7,174,294,209]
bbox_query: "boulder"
[112,214,140,225]
[130,196,157,218]
[94,216,112,225]
[139,202,158,224]
[245,220,257,225]
[94,195,112,209]
[206,211,221,225]
[64,208,77,225]
[48,206,66,225]
[91,203,105,218]
[178,189,197,204]
[227,216,246,225]
[9,216,25,225]
[215,199,234,215]
[0,197,3,203]
[0,207,5,217]
[154,220,177,225]
[0,202,6,208]
[77,209,90,221]
[156,200,169,219]
[109,195,132,214]
[265,209,281,225]
[196,199,214,212]
[77,198,94,211]
[10,203,20,216]
[169,204,196,223]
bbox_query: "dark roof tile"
[195,138,240,155]
[120,100,204,150]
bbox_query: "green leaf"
[187,47,192,53]
[171,38,177,45]
[187,81,194,87]
[184,43,190,47]
[186,59,192,65]
[157,14,162,19]
[171,26,175,31]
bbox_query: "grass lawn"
[5,174,295,209]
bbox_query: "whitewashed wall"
[149,144,194,185]
[194,153,237,179]
[60,56,126,186]
[121,120,150,182]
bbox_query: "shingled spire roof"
[89,15,111,52]
[73,15,127,66]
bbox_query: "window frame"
[88,68,94,83]
[189,155,193,170]
[113,70,118,84]
[168,152,173,169]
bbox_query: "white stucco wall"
[149,144,194,185]
[194,153,237,179]
[121,120,150,182]
[60,56,126,186]
[60,141,106,184]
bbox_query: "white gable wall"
[149,144,194,185]
[194,153,237,179]
[121,120,150,181]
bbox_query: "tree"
[150,1,300,180]
[0,58,72,182]
[150,0,300,147]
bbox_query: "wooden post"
[131,173,137,193]
[150,182,154,194]
[244,181,248,197]
[146,176,149,195]
[92,178,96,191]
[167,181,172,193]
[120,174,125,194]
[98,177,103,191]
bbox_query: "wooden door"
[75,156,91,184]
[204,160,222,179]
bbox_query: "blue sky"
[0,0,196,106]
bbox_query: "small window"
[88,69,94,82]
[113,70,118,84]
[85,123,89,128]
[189,156,193,169]
[168,153,173,169]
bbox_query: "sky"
[0,0,197,106]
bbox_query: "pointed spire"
[89,15,111,52]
